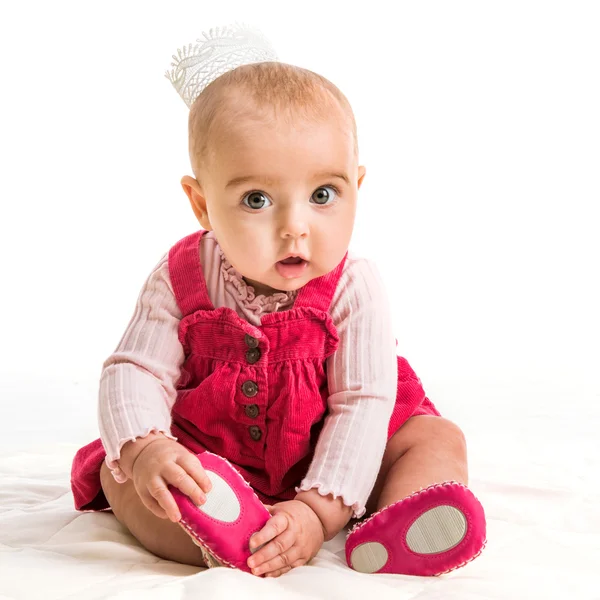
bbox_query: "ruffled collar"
[217,245,298,315]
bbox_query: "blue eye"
[242,191,272,210]
[311,186,338,205]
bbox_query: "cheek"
[210,207,254,240]
[322,206,355,242]
[217,218,274,267]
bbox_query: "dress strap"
[168,230,215,316]
[294,253,348,312]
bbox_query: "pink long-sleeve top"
[99,231,398,518]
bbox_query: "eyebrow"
[225,171,351,189]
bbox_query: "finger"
[249,513,289,552]
[248,528,295,569]
[163,462,207,506]
[146,477,182,522]
[253,546,301,577]
[264,558,305,578]
[138,487,169,520]
[177,452,213,495]
[265,565,292,578]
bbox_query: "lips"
[279,252,309,263]
[275,255,309,279]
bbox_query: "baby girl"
[71,24,486,578]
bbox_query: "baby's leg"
[99,462,207,567]
[367,415,468,512]
[346,415,485,576]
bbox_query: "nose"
[279,205,309,240]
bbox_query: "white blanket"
[1,380,598,599]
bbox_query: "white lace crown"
[165,22,279,108]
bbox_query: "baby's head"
[180,61,366,296]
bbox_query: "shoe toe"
[170,452,270,572]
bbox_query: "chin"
[273,278,306,293]
[278,271,327,292]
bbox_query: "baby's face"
[186,100,365,296]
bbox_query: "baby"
[71,24,486,578]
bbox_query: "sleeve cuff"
[105,428,178,483]
[295,480,367,520]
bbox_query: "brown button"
[242,380,258,397]
[245,334,259,349]
[249,425,262,441]
[245,404,259,419]
[246,347,261,364]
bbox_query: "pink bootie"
[169,452,271,573]
[345,482,486,576]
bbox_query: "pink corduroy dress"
[71,230,440,511]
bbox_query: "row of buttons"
[244,335,261,440]
[245,334,261,364]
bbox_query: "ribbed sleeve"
[99,254,184,482]
[296,258,398,518]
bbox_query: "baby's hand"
[129,438,212,522]
[247,500,325,577]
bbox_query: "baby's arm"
[98,254,185,482]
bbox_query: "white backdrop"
[1,3,599,599]
[0,2,598,442]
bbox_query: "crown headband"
[165,22,279,109]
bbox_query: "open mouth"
[279,256,305,265]
[275,256,308,279]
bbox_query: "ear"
[357,165,367,189]
[180,175,212,230]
